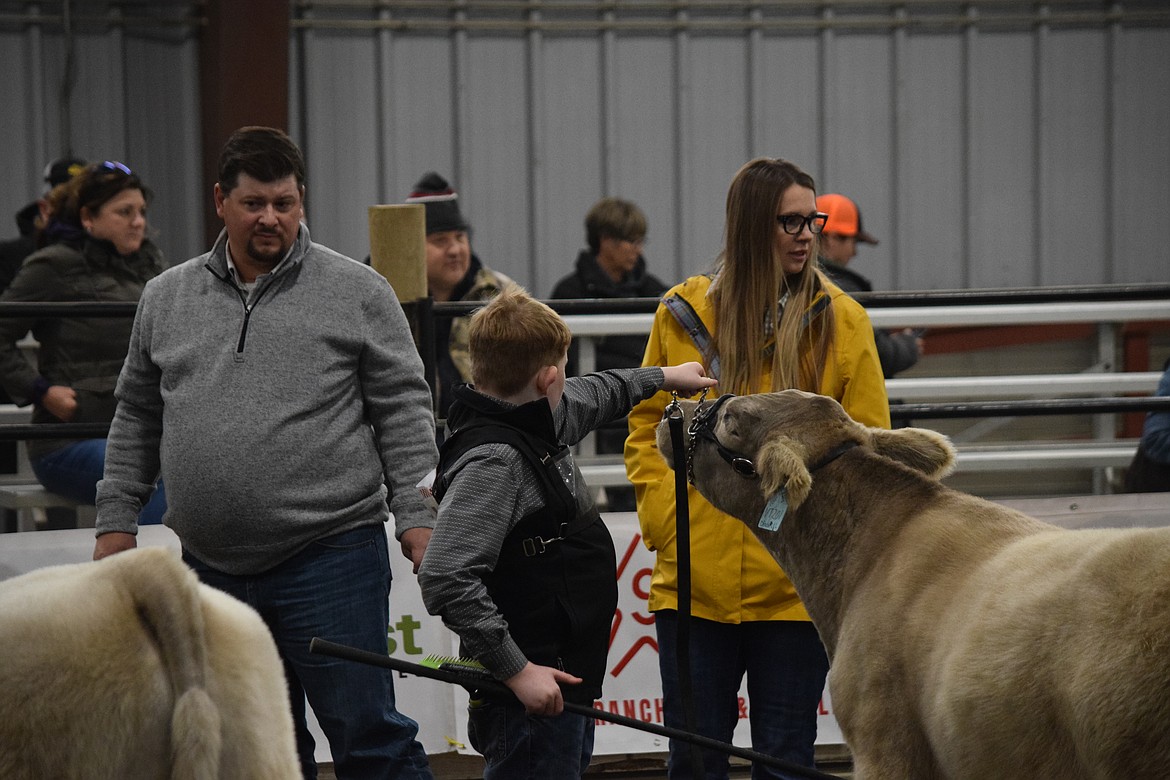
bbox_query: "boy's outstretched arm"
[660,361,718,396]
[505,662,583,716]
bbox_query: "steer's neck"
[764,452,945,658]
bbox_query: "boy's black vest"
[435,387,618,703]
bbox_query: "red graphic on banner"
[609,533,658,678]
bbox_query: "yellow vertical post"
[368,204,427,301]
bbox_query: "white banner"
[411,512,842,757]
[0,517,843,762]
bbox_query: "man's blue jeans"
[32,438,166,524]
[183,524,432,780]
[654,611,830,780]
[467,696,595,779]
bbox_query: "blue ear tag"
[758,488,788,532]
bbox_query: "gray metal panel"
[756,35,821,182]
[1038,28,1110,287]
[898,32,967,290]
[0,28,42,212]
[536,36,603,297]
[461,35,530,285]
[820,33,897,288]
[49,31,128,164]
[612,36,680,282]
[382,35,457,210]
[0,14,201,267]
[1113,28,1170,284]
[968,31,1037,289]
[4,3,1170,298]
[300,29,381,262]
[123,33,203,265]
[684,36,749,279]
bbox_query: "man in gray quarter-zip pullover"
[93,127,438,780]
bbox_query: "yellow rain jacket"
[625,274,890,622]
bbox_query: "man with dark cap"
[406,172,512,419]
[0,156,86,293]
[816,192,921,380]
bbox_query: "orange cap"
[816,193,878,245]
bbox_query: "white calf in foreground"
[0,547,298,779]
[659,390,1170,779]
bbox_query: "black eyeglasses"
[776,212,828,236]
[101,161,132,175]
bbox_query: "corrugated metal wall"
[0,1,203,269]
[3,2,1168,294]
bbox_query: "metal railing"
[432,283,1170,495]
[2,284,1168,498]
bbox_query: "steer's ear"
[757,437,813,509]
[870,427,956,479]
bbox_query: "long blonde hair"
[709,157,836,395]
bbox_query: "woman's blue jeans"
[182,524,432,780]
[31,438,167,524]
[654,611,830,780]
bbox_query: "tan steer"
[0,547,299,779]
[658,390,1170,779]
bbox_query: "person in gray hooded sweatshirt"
[93,126,439,780]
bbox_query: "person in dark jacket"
[406,171,512,420]
[0,157,85,501]
[0,160,167,525]
[816,193,922,380]
[1124,357,1170,492]
[0,156,86,294]
[550,197,669,510]
[551,197,669,373]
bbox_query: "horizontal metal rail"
[546,300,1170,337]
[866,300,1170,328]
[287,2,1170,33]
[0,302,138,318]
[890,396,1170,420]
[885,372,1164,401]
[433,284,1170,317]
[5,397,1168,442]
[956,442,1140,472]
[577,439,1143,487]
[1,292,1166,493]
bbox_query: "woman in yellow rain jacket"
[625,157,889,779]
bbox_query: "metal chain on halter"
[683,388,712,484]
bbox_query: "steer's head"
[657,390,956,525]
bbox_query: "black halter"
[684,392,860,485]
[686,393,758,484]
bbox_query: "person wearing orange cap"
[816,193,921,380]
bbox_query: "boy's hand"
[504,662,582,716]
[660,361,718,395]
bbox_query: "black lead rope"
[666,397,705,778]
[307,638,844,780]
